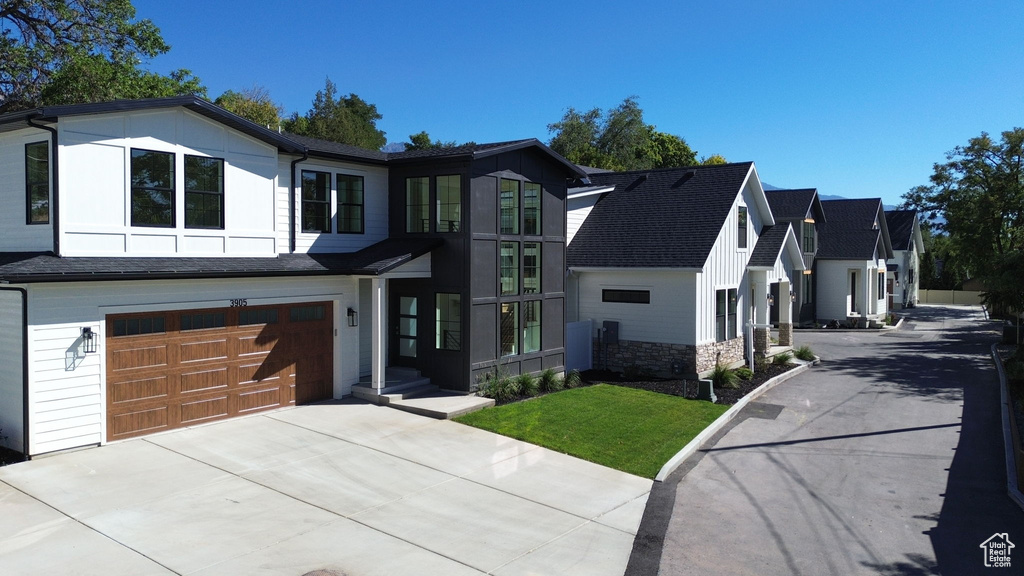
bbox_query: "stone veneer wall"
[753,327,771,356]
[778,323,793,346]
[594,336,745,377]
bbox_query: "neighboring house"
[884,209,924,309]
[815,199,894,325]
[765,188,827,326]
[566,163,804,377]
[0,96,583,457]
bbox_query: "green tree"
[283,78,386,150]
[902,128,1024,278]
[215,86,282,130]
[548,96,702,171]
[700,154,728,165]
[38,52,204,106]
[0,0,187,111]
[405,131,464,150]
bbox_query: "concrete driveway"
[627,304,1024,575]
[0,401,651,575]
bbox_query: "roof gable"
[817,198,893,260]
[567,163,756,269]
[885,209,921,252]
[766,188,826,222]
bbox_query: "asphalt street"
[627,304,1024,575]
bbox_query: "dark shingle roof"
[567,163,754,268]
[766,189,818,220]
[885,209,918,251]
[0,238,441,283]
[817,199,884,259]
[283,133,388,163]
[387,139,587,177]
[748,225,790,268]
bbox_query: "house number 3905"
[229,299,248,307]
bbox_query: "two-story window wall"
[497,177,545,363]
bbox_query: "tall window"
[802,273,813,305]
[406,177,429,233]
[184,155,224,229]
[437,175,461,232]
[523,301,541,353]
[337,174,364,233]
[436,293,461,350]
[301,170,330,233]
[878,270,885,298]
[524,182,541,235]
[523,242,541,294]
[802,221,815,252]
[716,290,727,342]
[131,149,175,227]
[500,242,519,295]
[727,288,737,339]
[25,141,49,224]
[501,302,519,356]
[737,206,748,249]
[500,178,519,234]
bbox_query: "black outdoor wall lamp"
[347,307,358,327]
[767,293,775,306]
[81,327,97,353]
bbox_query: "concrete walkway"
[627,304,1024,575]
[0,400,651,575]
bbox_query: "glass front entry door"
[392,295,418,367]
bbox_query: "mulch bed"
[580,363,796,405]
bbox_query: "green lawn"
[454,384,729,479]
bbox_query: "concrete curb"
[795,317,904,333]
[654,357,819,482]
[991,343,1024,512]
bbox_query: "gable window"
[131,149,175,227]
[523,300,541,353]
[523,242,541,294]
[436,293,461,351]
[406,177,429,233]
[802,221,815,252]
[602,289,650,304]
[737,206,748,249]
[501,302,519,356]
[524,182,541,235]
[500,241,519,296]
[437,175,461,232]
[184,155,224,229]
[500,178,519,234]
[337,174,364,233]
[301,170,331,233]
[26,141,49,224]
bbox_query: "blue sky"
[134,0,1023,206]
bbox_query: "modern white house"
[884,209,924,309]
[765,188,826,327]
[0,96,583,457]
[815,199,893,325]
[565,163,804,377]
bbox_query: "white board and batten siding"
[575,269,697,346]
[25,276,359,456]
[0,127,54,252]
[58,109,279,257]
[0,290,25,453]
[567,194,601,246]
[276,157,389,254]
[816,260,864,321]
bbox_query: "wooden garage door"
[106,302,333,441]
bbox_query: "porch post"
[752,270,770,356]
[779,279,793,346]
[863,265,873,317]
[370,277,386,390]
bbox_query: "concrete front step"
[387,391,495,419]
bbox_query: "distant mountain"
[382,142,407,153]
[818,193,898,212]
[762,182,783,191]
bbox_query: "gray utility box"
[603,321,619,345]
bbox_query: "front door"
[391,294,418,367]
[887,279,895,310]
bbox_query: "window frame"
[500,301,520,357]
[500,241,520,296]
[435,293,462,351]
[25,140,50,225]
[602,289,651,304]
[727,288,738,339]
[523,242,541,294]
[336,173,364,234]
[523,300,541,354]
[802,272,813,305]
[737,205,748,249]
[801,221,815,253]
[130,148,176,228]
[300,170,331,233]
[523,181,541,236]
[406,176,430,233]
[436,174,461,233]
[715,289,727,342]
[184,154,225,230]
[500,178,520,235]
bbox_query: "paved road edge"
[654,358,818,482]
[992,343,1024,512]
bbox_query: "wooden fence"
[919,289,984,305]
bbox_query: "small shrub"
[563,369,582,389]
[480,374,521,403]
[734,366,754,380]
[517,373,539,397]
[538,368,563,393]
[773,351,794,365]
[754,355,769,373]
[793,345,815,361]
[623,364,656,380]
[710,363,739,389]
